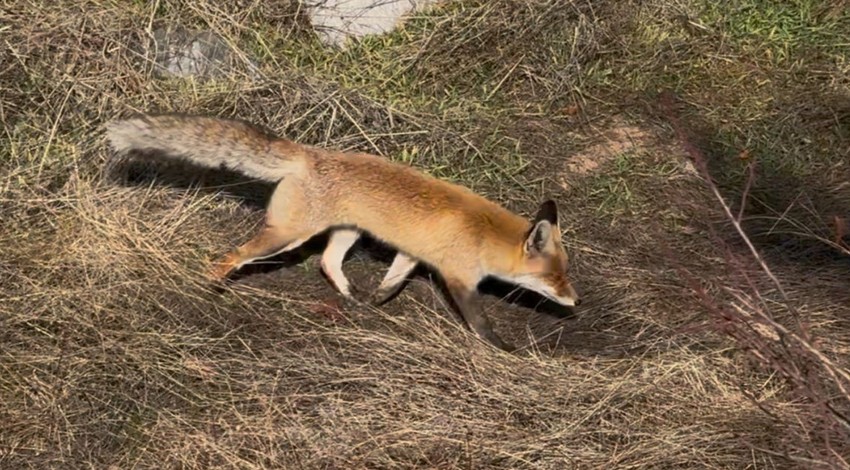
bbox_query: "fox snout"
[560,286,581,307]
[565,284,582,307]
[518,272,581,309]
[552,277,581,308]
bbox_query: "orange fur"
[107,114,581,351]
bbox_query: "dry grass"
[2,0,849,468]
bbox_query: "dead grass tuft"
[2,0,849,468]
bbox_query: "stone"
[306,0,439,46]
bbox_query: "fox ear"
[534,200,559,228]
[524,219,553,255]
[525,200,559,255]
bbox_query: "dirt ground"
[2,1,849,469]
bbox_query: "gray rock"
[306,0,439,46]
[149,25,260,80]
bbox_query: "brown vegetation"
[2,1,848,468]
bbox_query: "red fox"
[106,114,581,351]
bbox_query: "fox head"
[509,200,581,308]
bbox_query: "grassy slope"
[1,0,849,468]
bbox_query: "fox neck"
[480,232,533,284]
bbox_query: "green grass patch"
[579,0,848,203]
[701,0,849,63]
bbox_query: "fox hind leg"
[208,225,316,282]
[209,176,322,282]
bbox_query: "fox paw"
[206,268,229,285]
[479,332,516,353]
[205,267,232,294]
[207,256,237,284]
[498,340,518,353]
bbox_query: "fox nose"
[574,298,582,307]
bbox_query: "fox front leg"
[317,229,381,311]
[444,278,515,352]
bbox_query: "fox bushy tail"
[105,114,306,181]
